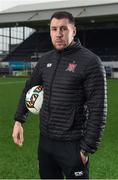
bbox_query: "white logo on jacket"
[47,63,52,68]
[74,171,83,177]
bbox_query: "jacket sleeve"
[80,56,107,153]
[14,59,43,123]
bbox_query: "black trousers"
[38,135,89,179]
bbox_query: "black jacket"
[15,41,107,153]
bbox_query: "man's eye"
[51,28,57,31]
[61,27,67,31]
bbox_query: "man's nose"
[56,29,62,37]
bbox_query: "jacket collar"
[55,39,81,56]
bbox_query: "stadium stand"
[3,31,53,62]
[0,67,12,75]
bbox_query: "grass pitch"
[0,77,118,179]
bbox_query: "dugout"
[0,0,118,77]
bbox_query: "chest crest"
[65,61,77,72]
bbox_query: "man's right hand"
[12,121,24,146]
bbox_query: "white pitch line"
[0,81,25,85]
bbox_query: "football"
[25,85,44,115]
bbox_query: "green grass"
[0,77,118,179]
[0,77,39,179]
[90,79,118,179]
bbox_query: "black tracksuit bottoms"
[38,135,89,179]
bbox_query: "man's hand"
[12,121,24,146]
[80,150,89,165]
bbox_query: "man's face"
[50,18,76,50]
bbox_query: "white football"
[25,85,43,115]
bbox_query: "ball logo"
[34,86,43,93]
[26,94,38,108]
[25,85,44,115]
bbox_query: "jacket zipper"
[47,52,62,136]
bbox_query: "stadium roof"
[0,0,118,29]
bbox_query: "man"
[12,11,107,179]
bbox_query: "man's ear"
[73,26,76,37]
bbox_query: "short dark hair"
[50,11,75,25]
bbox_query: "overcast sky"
[0,0,65,12]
